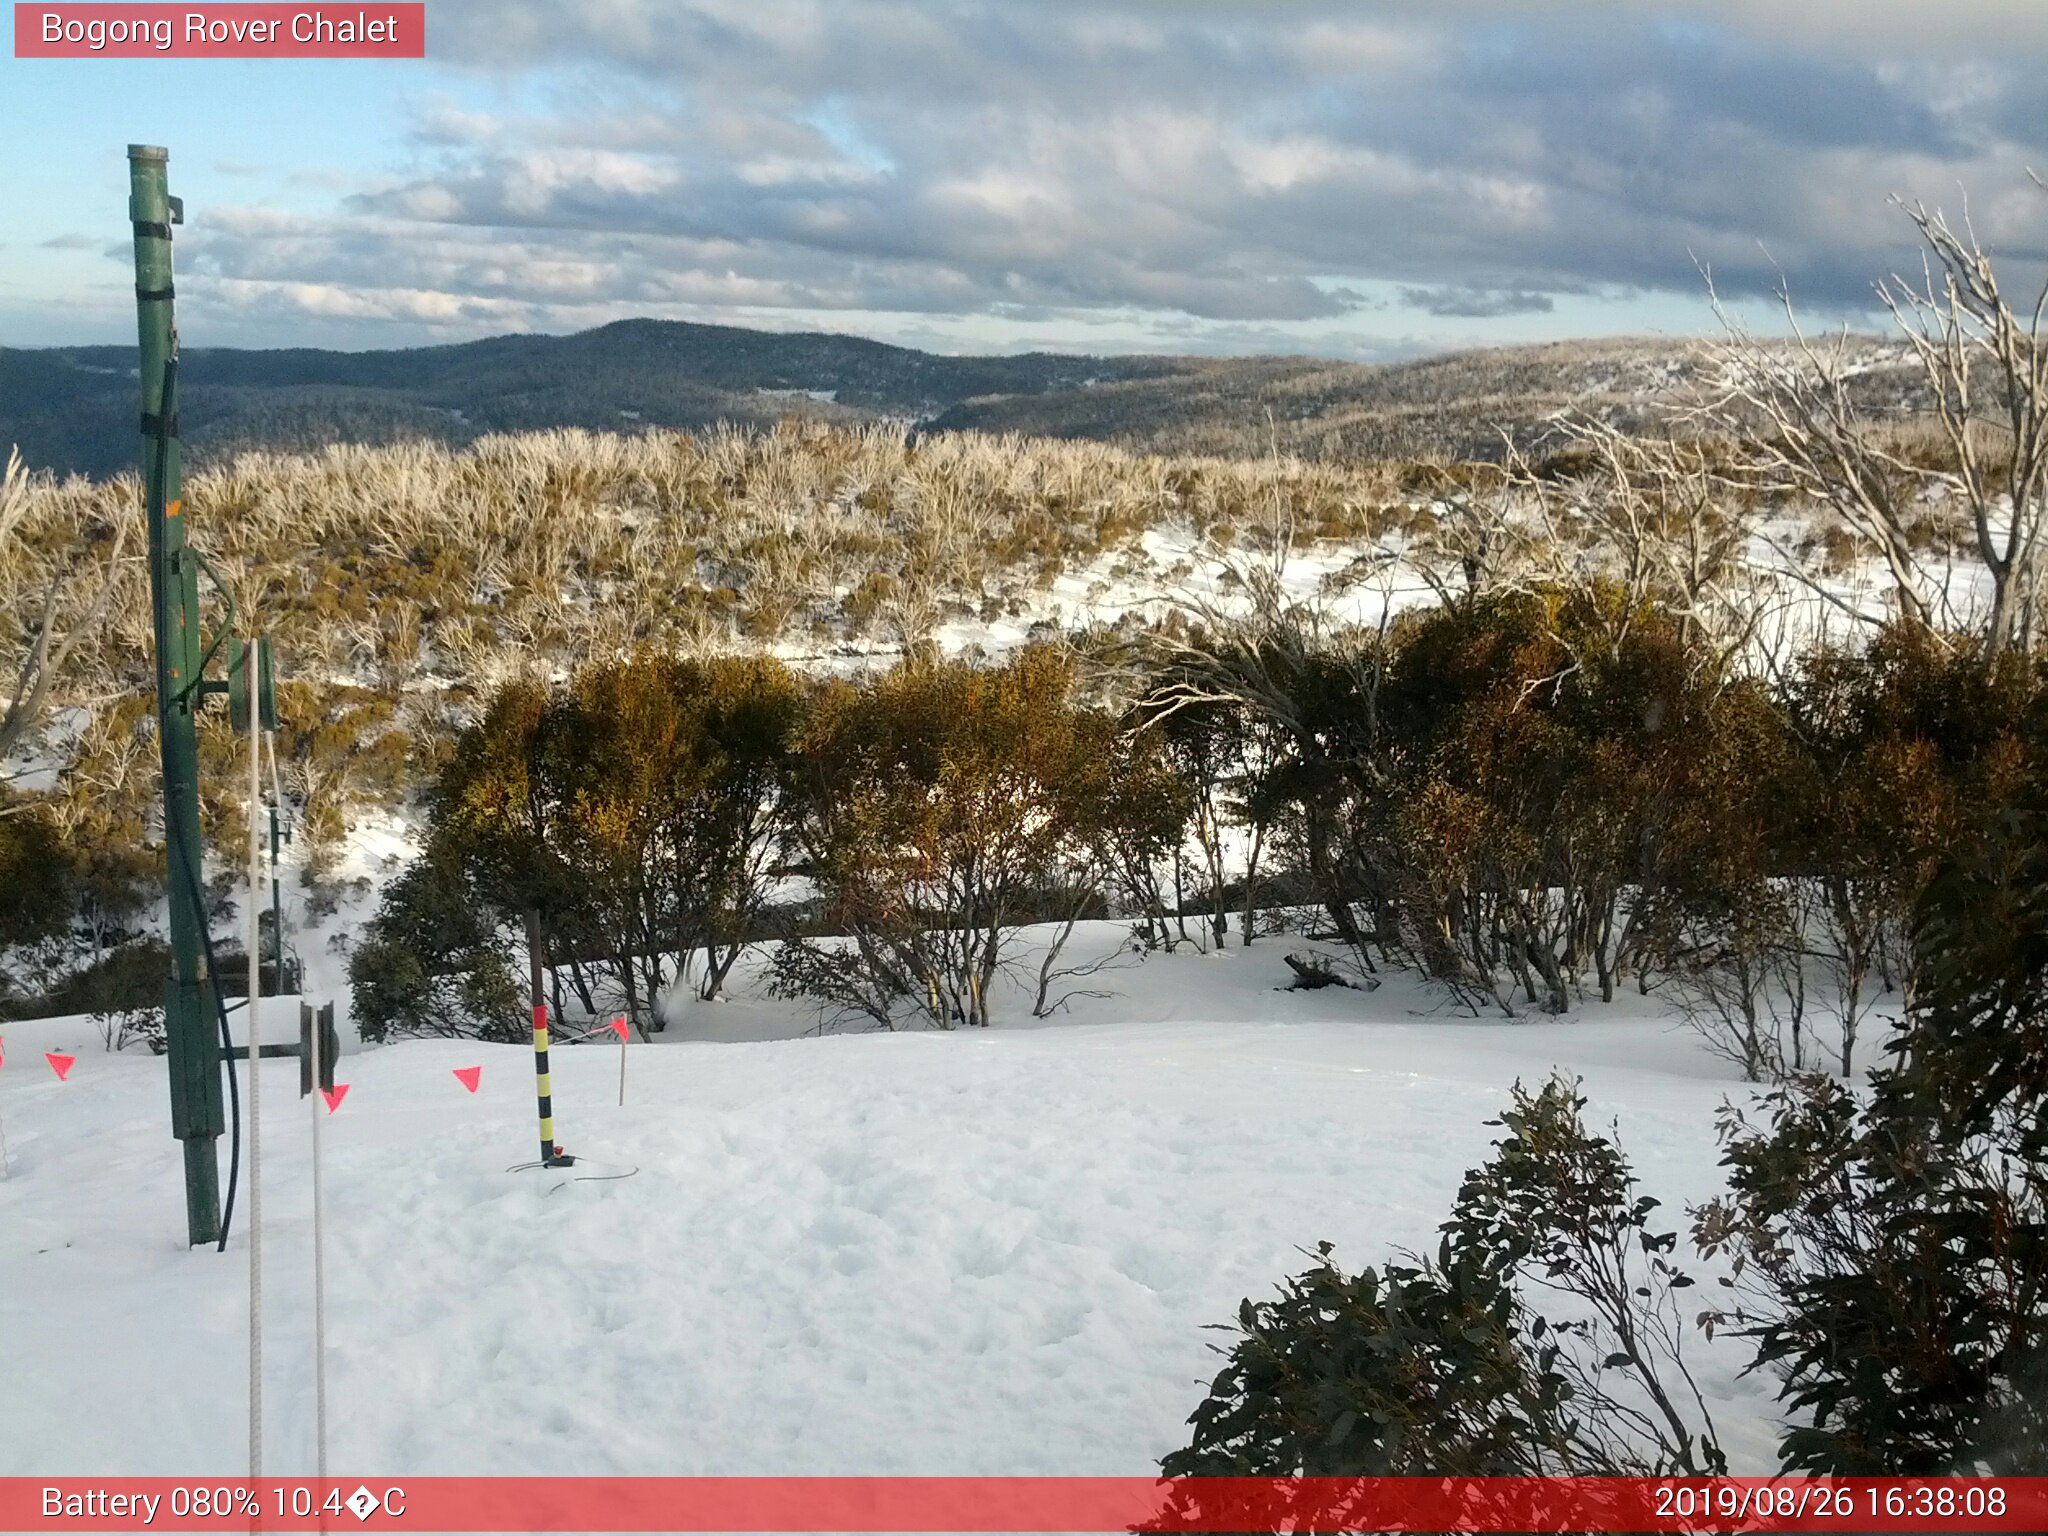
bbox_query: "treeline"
[1156,638,2048,1483]
[350,647,1178,1040]
[351,589,2041,1074]
[0,676,412,1020]
[1148,586,2036,1078]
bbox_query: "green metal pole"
[131,144,224,1248]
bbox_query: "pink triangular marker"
[46,1052,74,1082]
[452,1065,481,1093]
[322,1084,349,1114]
[609,1018,629,1041]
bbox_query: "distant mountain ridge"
[0,317,1915,478]
[0,318,1206,478]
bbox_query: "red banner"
[13,5,424,58]
[2,1477,2044,1532]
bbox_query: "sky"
[3,0,2046,360]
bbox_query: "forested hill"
[0,319,1209,478]
[0,317,1910,479]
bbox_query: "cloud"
[163,0,2048,350]
[1401,286,1556,318]
[39,234,96,250]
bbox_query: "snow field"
[0,933,1787,1478]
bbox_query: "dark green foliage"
[0,801,73,954]
[4,937,168,1021]
[1170,583,1748,1016]
[1445,1079,1725,1476]
[348,846,522,1043]
[1148,593,2046,1051]
[1164,1240,1582,1482]
[1162,1076,1721,1486]
[1127,691,1277,951]
[429,676,583,937]
[92,1004,165,1054]
[1694,714,2048,1474]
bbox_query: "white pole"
[246,644,264,1483]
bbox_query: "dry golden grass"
[3,419,1417,703]
[0,412,1976,859]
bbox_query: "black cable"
[152,351,244,1253]
[182,837,243,1255]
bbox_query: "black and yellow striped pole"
[531,1001,568,1167]
[526,915,572,1168]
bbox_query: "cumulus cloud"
[176,0,2048,350]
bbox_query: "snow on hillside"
[0,926,1791,1478]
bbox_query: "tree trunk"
[1241,823,1266,947]
[566,956,598,1017]
[524,911,547,1047]
[704,938,742,1002]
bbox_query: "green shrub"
[1162,1076,1723,1485]
[1694,730,2048,1474]
[347,848,523,1043]
[0,800,74,955]
[6,938,170,1021]
[771,648,1135,1029]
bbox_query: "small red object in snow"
[322,1084,350,1113]
[609,1018,629,1041]
[452,1065,482,1093]
[46,1052,75,1081]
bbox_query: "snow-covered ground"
[0,926,1791,1478]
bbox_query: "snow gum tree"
[375,676,578,1036]
[772,647,1129,1029]
[0,446,134,767]
[354,657,806,1041]
[547,653,803,1029]
[0,798,74,1010]
[1705,184,2048,659]
[347,841,524,1043]
[1127,690,1260,952]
